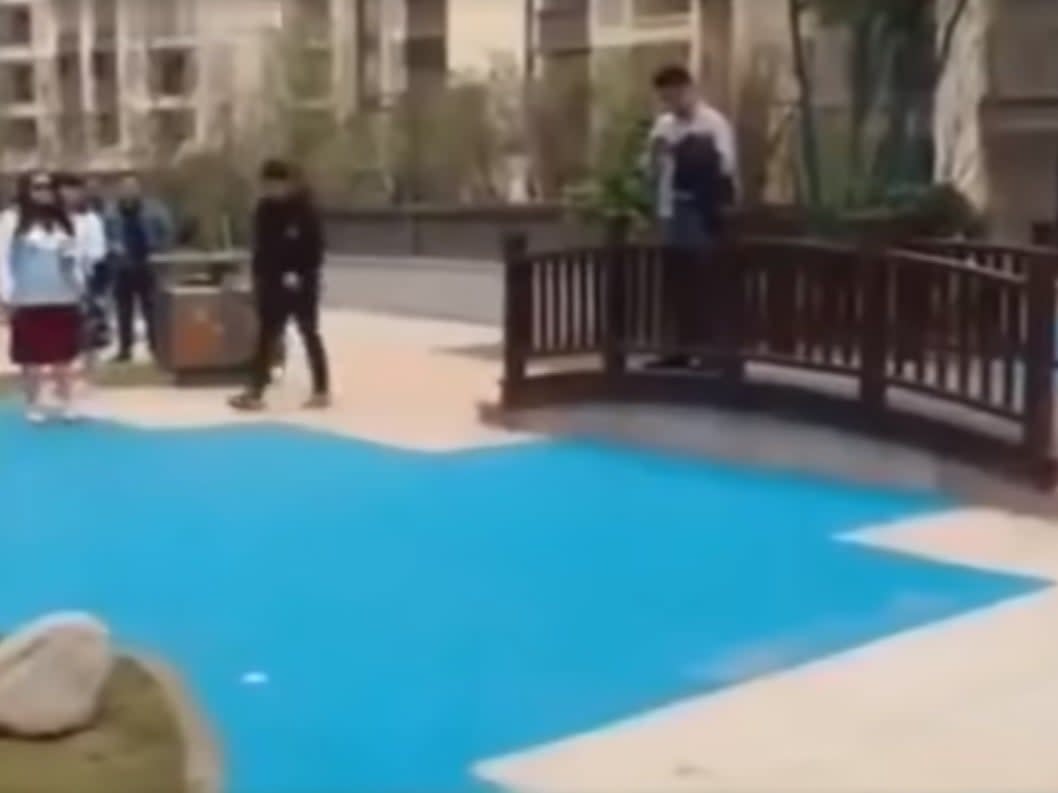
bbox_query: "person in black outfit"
[229,160,331,411]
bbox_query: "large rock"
[0,612,113,737]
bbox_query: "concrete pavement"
[324,254,502,326]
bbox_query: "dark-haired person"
[646,64,738,369]
[58,173,108,390]
[0,172,82,422]
[103,172,173,363]
[229,160,331,411]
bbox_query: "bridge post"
[501,231,531,407]
[604,218,629,378]
[717,238,745,385]
[859,246,888,412]
[1023,253,1056,469]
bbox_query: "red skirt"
[10,305,81,366]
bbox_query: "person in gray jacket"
[103,172,173,362]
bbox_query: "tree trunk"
[788,0,823,206]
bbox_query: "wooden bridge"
[493,231,1058,488]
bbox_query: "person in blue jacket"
[103,172,173,362]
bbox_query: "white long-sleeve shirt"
[72,209,106,278]
[647,102,738,219]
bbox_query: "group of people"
[0,158,331,423]
[0,171,171,421]
[0,62,721,423]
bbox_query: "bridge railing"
[499,233,1057,486]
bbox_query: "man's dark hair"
[653,64,693,89]
[260,159,293,182]
[55,172,84,189]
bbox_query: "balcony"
[404,0,446,41]
[148,49,197,102]
[140,0,196,47]
[0,5,31,49]
[537,0,589,55]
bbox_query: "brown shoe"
[229,392,265,412]
[303,393,331,410]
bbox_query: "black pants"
[114,266,156,357]
[249,278,329,396]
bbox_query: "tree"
[788,0,823,206]
[792,0,970,206]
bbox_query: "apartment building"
[936,0,1058,242]
[0,0,415,170]
[531,1,797,107]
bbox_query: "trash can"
[152,250,258,378]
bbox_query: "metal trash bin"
[153,250,258,377]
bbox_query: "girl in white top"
[0,172,81,422]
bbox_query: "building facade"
[0,0,422,170]
[936,0,1058,242]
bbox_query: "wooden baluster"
[719,237,745,385]
[957,269,972,396]
[604,220,629,378]
[582,247,596,350]
[1001,280,1017,411]
[564,250,578,352]
[1023,253,1056,468]
[501,231,530,406]
[859,247,888,412]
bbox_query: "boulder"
[0,612,113,737]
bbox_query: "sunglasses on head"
[30,180,52,190]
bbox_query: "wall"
[985,134,1058,242]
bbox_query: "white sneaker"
[25,405,45,424]
[59,401,82,423]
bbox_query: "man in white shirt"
[646,64,737,247]
[645,65,738,368]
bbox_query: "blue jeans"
[659,205,713,357]
[663,203,712,249]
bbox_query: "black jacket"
[252,195,324,288]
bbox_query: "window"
[92,50,118,105]
[151,108,195,148]
[405,36,445,74]
[151,49,195,97]
[0,5,31,47]
[0,63,35,103]
[96,111,120,146]
[289,48,331,98]
[6,117,38,150]
[285,0,330,42]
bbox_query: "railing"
[906,240,1058,365]
[499,233,1058,487]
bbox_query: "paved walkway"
[4,309,1058,792]
[2,311,517,451]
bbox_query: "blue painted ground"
[0,406,1047,793]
